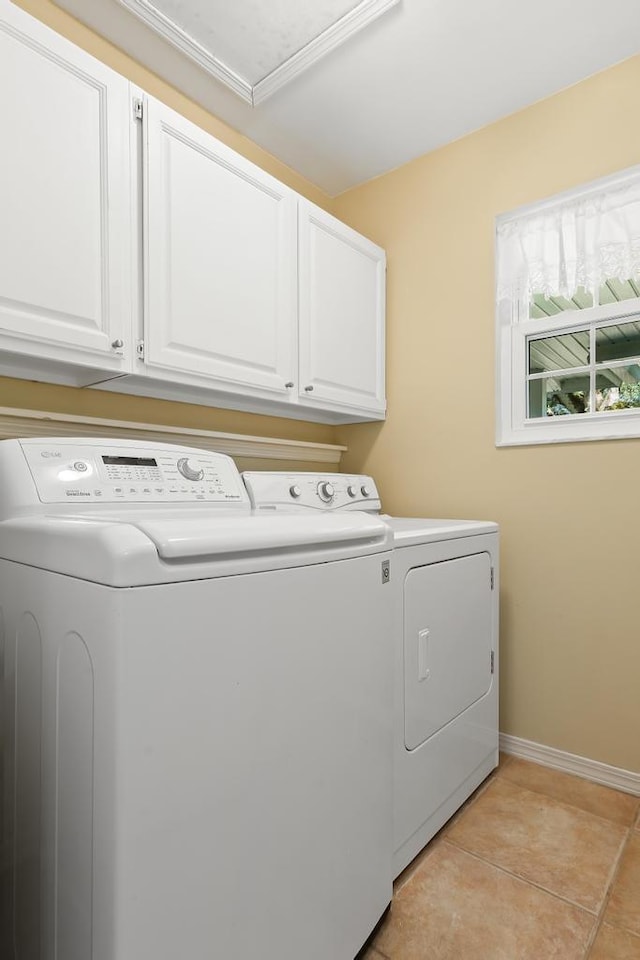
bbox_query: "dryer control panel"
[243,472,381,513]
[11,438,249,506]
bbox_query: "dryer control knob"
[177,457,204,481]
[347,485,358,498]
[317,481,335,502]
[289,485,302,499]
[361,485,371,498]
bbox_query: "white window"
[496,166,640,446]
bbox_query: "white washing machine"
[242,473,499,879]
[0,438,393,960]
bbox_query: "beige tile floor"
[363,755,640,959]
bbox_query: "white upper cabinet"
[0,2,385,422]
[298,201,386,417]
[143,99,297,397]
[0,1,133,384]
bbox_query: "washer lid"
[131,513,389,560]
[0,512,391,586]
[383,516,498,546]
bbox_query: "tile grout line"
[394,768,501,893]
[582,822,636,959]
[442,765,508,829]
[365,936,392,960]
[399,759,629,907]
[376,828,630,960]
[496,766,640,830]
[442,836,604,919]
[374,759,637,959]
[447,772,632,913]
[362,931,391,959]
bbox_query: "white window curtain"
[497,171,640,307]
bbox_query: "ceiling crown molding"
[115,0,253,103]
[115,0,399,106]
[252,0,400,105]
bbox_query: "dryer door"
[404,552,493,750]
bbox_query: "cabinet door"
[0,2,133,374]
[298,201,385,415]
[143,99,297,396]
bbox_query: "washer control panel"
[19,440,249,505]
[243,472,381,512]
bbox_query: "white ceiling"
[54,0,640,195]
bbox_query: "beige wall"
[334,56,640,772]
[7,0,338,456]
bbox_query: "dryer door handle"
[418,628,431,681]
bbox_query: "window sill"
[497,408,640,446]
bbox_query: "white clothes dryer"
[242,473,499,879]
[384,517,499,877]
[0,439,393,960]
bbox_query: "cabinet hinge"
[490,650,495,674]
[136,339,145,360]
[490,566,495,590]
[133,98,143,121]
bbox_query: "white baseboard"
[499,733,640,796]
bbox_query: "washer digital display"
[102,456,158,467]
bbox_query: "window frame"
[496,295,640,446]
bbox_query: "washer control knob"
[289,485,302,499]
[177,457,204,481]
[73,461,88,472]
[361,484,371,498]
[317,481,335,502]
[347,485,358,498]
